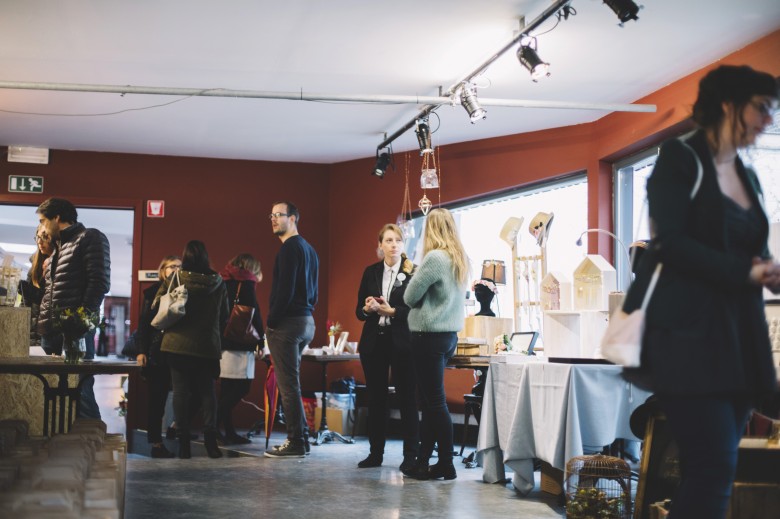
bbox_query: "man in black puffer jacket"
[37,198,111,418]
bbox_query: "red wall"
[3,29,778,433]
[326,30,780,402]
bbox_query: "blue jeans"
[267,316,315,443]
[658,395,752,519]
[411,331,457,464]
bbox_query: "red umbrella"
[263,359,280,449]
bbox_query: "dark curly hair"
[692,65,778,151]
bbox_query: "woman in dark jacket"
[355,223,419,472]
[625,65,779,518]
[136,255,181,458]
[217,253,265,445]
[157,240,229,459]
[19,225,54,345]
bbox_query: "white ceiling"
[0,0,778,165]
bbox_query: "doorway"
[0,203,135,353]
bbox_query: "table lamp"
[481,259,506,286]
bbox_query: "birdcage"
[564,454,632,519]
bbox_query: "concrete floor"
[92,374,565,518]
[125,434,566,519]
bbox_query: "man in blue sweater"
[264,201,319,458]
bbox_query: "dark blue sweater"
[267,235,319,328]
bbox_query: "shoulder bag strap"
[640,263,663,311]
[234,281,242,304]
[642,140,704,308]
[679,138,703,200]
[165,269,178,295]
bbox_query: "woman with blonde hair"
[217,253,265,445]
[403,208,468,480]
[355,223,419,471]
[136,255,182,458]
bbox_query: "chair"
[459,393,483,456]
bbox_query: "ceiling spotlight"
[459,83,486,123]
[372,150,391,179]
[603,0,641,24]
[415,118,433,155]
[517,39,550,82]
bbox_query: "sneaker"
[264,439,305,458]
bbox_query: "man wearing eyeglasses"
[264,201,319,458]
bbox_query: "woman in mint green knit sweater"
[403,208,468,480]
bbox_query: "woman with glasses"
[625,65,779,518]
[403,208,468,481]
[136,255,181,458]
[19,225,54,345]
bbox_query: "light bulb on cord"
[575,228,633,289]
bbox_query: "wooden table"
[302,353,360,445]
[0,356,140,436]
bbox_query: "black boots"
[357,453,383,468]
[204,430,223,459]
[151,443,175,459]
[178,434,191,459]
[405,460,457,480]
[428,462,457,480]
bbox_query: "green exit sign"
[8,175,44,193]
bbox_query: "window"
[614,112,780,287]
[408,175,588,331]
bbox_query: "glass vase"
[63,334,86,364]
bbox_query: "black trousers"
[217,378,252,435]
[168,355,218,435]
[144,363,171,443]
[359,331,419,459]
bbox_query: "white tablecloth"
[476,358,651,495]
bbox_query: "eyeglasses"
[268,212,289,220]
[34,235,50,243]
[750,99,777,118]
[164,265,181,271]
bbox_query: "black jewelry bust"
[474,279,496,317]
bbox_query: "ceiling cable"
[0,80,654,115]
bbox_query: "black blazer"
[625,130,775,396]
[355,261,413,355]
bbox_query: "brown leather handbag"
[223,282,262,346]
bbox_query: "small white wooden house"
[573,255,616,311]
[541,271,572,311]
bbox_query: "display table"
[0,356,139,436]
[302,354,359,445]
[477,357,650,495]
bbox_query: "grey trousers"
[266,316,315,443]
